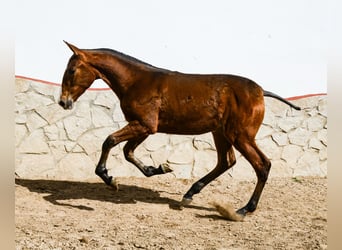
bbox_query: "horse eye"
[69,69,75,75]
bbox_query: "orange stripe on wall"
[15,75,326,99]
[16,75,61,87]
[286,93,327,100]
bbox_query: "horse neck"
[89,52,144,99]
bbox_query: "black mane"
[91,48,166,71]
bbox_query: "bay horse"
[59,41,300,218]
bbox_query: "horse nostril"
[59,100,66,108]
[59,97,73,109]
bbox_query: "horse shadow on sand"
[15,178,215,213]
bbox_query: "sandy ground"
[15,175,327,249]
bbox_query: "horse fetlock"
[95,165,113,186]
[245,200,258,213]
[95,164,107,176]
[237,202,257,216]
[143,164,173,177]
[144,166,157,177]
[188,182,205,196]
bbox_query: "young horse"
[59,41,300,218]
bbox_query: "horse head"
[59,41,98,110]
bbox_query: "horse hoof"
[109,178,119,191]
[236,207,248,217]
[180,197,192,207]
[160,163,173,174]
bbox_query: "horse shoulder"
[120,81,163,134]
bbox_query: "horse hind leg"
[234,137,271,216]
[181,131,236,206]
[123,137,173,177]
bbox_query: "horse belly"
[157,102,221,135]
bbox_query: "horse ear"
[63,41,84,56]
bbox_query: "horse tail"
[263,90,301,110]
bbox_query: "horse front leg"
[95,121,150,189]
[123,137,173,177]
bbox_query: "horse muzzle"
[59,97,74,110]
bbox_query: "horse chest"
[120,94,161,121]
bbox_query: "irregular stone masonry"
[15,78,327,181]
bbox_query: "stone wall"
[15,77,327,181]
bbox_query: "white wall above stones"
[15,78,327,182]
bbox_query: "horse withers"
[59,41,300,219]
